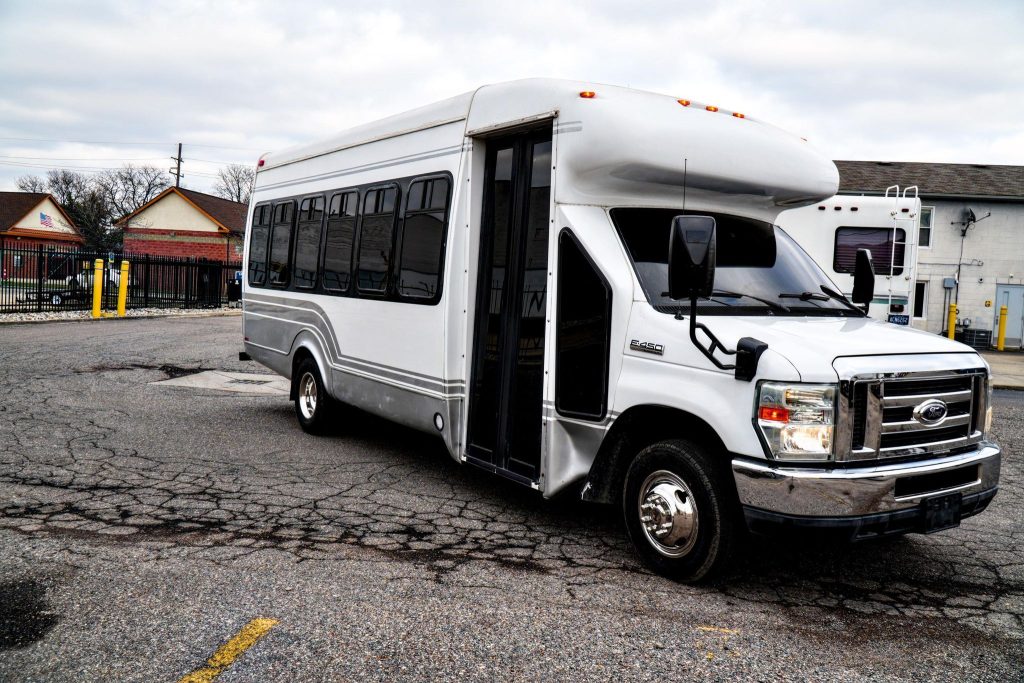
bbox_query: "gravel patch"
[0,307,241,324]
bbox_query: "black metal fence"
[0,240,242,313]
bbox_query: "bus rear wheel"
[294,358,334,435]
[623,439,738,583]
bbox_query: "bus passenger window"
[269,201,295,286]
[323,191,357,292]
[248,204,271,287]
[398,177,450,300]
[293,196,325,289]
[357,186,398,294]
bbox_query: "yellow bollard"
[946,303,957,340]
[92,259,104,319]
[997,305,1008,351]
[117,260,130,317]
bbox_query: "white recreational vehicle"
[242,79,999,581]
[778,188,921,326]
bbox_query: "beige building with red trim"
[0,191,83,249]
[120,187,247,261]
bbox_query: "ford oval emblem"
[913,399,948,426]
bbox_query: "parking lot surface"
[1,316,1022,682]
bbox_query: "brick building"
[837,161,1024,348]
[120,187,246,261]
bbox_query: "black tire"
[293,358,335,435]
[622,439,738,582]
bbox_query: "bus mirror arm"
[669,215,768,381]
[686,298,767,381]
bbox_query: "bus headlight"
[756,382,836,460]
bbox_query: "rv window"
[357,186,398,294]
[293,196,325,289]
[323,191,358,292]
[248,204,271,286]
[398,177,450,300]
[268,201,295,286]
[834,227,905,275]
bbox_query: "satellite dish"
[967,208,977,223]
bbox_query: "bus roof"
[260,78,838,220]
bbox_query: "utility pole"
[170,143,184,187]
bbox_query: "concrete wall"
[913,199,1024,336]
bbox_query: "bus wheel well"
[582,405,730,505]
[289,347,315,401]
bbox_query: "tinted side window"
[248,204,271,286]
[293,196,325,289]
[555,230,611,419]
[269,201,295,286]
[834,227,905,275]
[357,186,398,294]
[323,192,358,292]
[398,177,450,300]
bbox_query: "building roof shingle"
[836,161,1024,199]
[175,188,248,234]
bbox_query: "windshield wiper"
[819,285,867,315]
[710,289,790,312]
[779,291,830,302]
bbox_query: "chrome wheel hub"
[299,372,318,420]
[638,470,699,558]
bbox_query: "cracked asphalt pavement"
[1,316,1022,682]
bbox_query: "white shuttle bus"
[243,79,1000,581]
[777,188,921,326]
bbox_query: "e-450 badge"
[630,339,664,355]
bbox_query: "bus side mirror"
[851,248,875,313]
[668,215,716,300]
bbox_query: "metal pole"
[947,303,957,340]
[118,261,130,316]
[92,259,104,318]
[997,305,1008,351]
[36,244,44,312]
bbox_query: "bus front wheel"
[622,439,738,582]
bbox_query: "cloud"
[0,0,1020,193]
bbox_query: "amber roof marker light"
[579,90,596,99]
[677,99,691,106]
[732,112,746,119]
[705,105,719,112]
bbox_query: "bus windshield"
[610,207,862,316]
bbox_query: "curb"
[0,309,242,326]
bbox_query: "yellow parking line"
[177,617,279,683]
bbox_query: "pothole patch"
[151,370,288,395]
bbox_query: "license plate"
[888,314,910,326]
[922,492,963,533]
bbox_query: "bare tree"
[213,164,255,205]
[15,175,48,193]
[96,164,169,222]
[15,169,114,250]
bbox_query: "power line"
[0,154,167,162]
[0,136,265,152]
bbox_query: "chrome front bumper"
[732,442,1001,519]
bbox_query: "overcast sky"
[1,0,1021,194]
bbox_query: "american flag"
[40,212,54,228]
